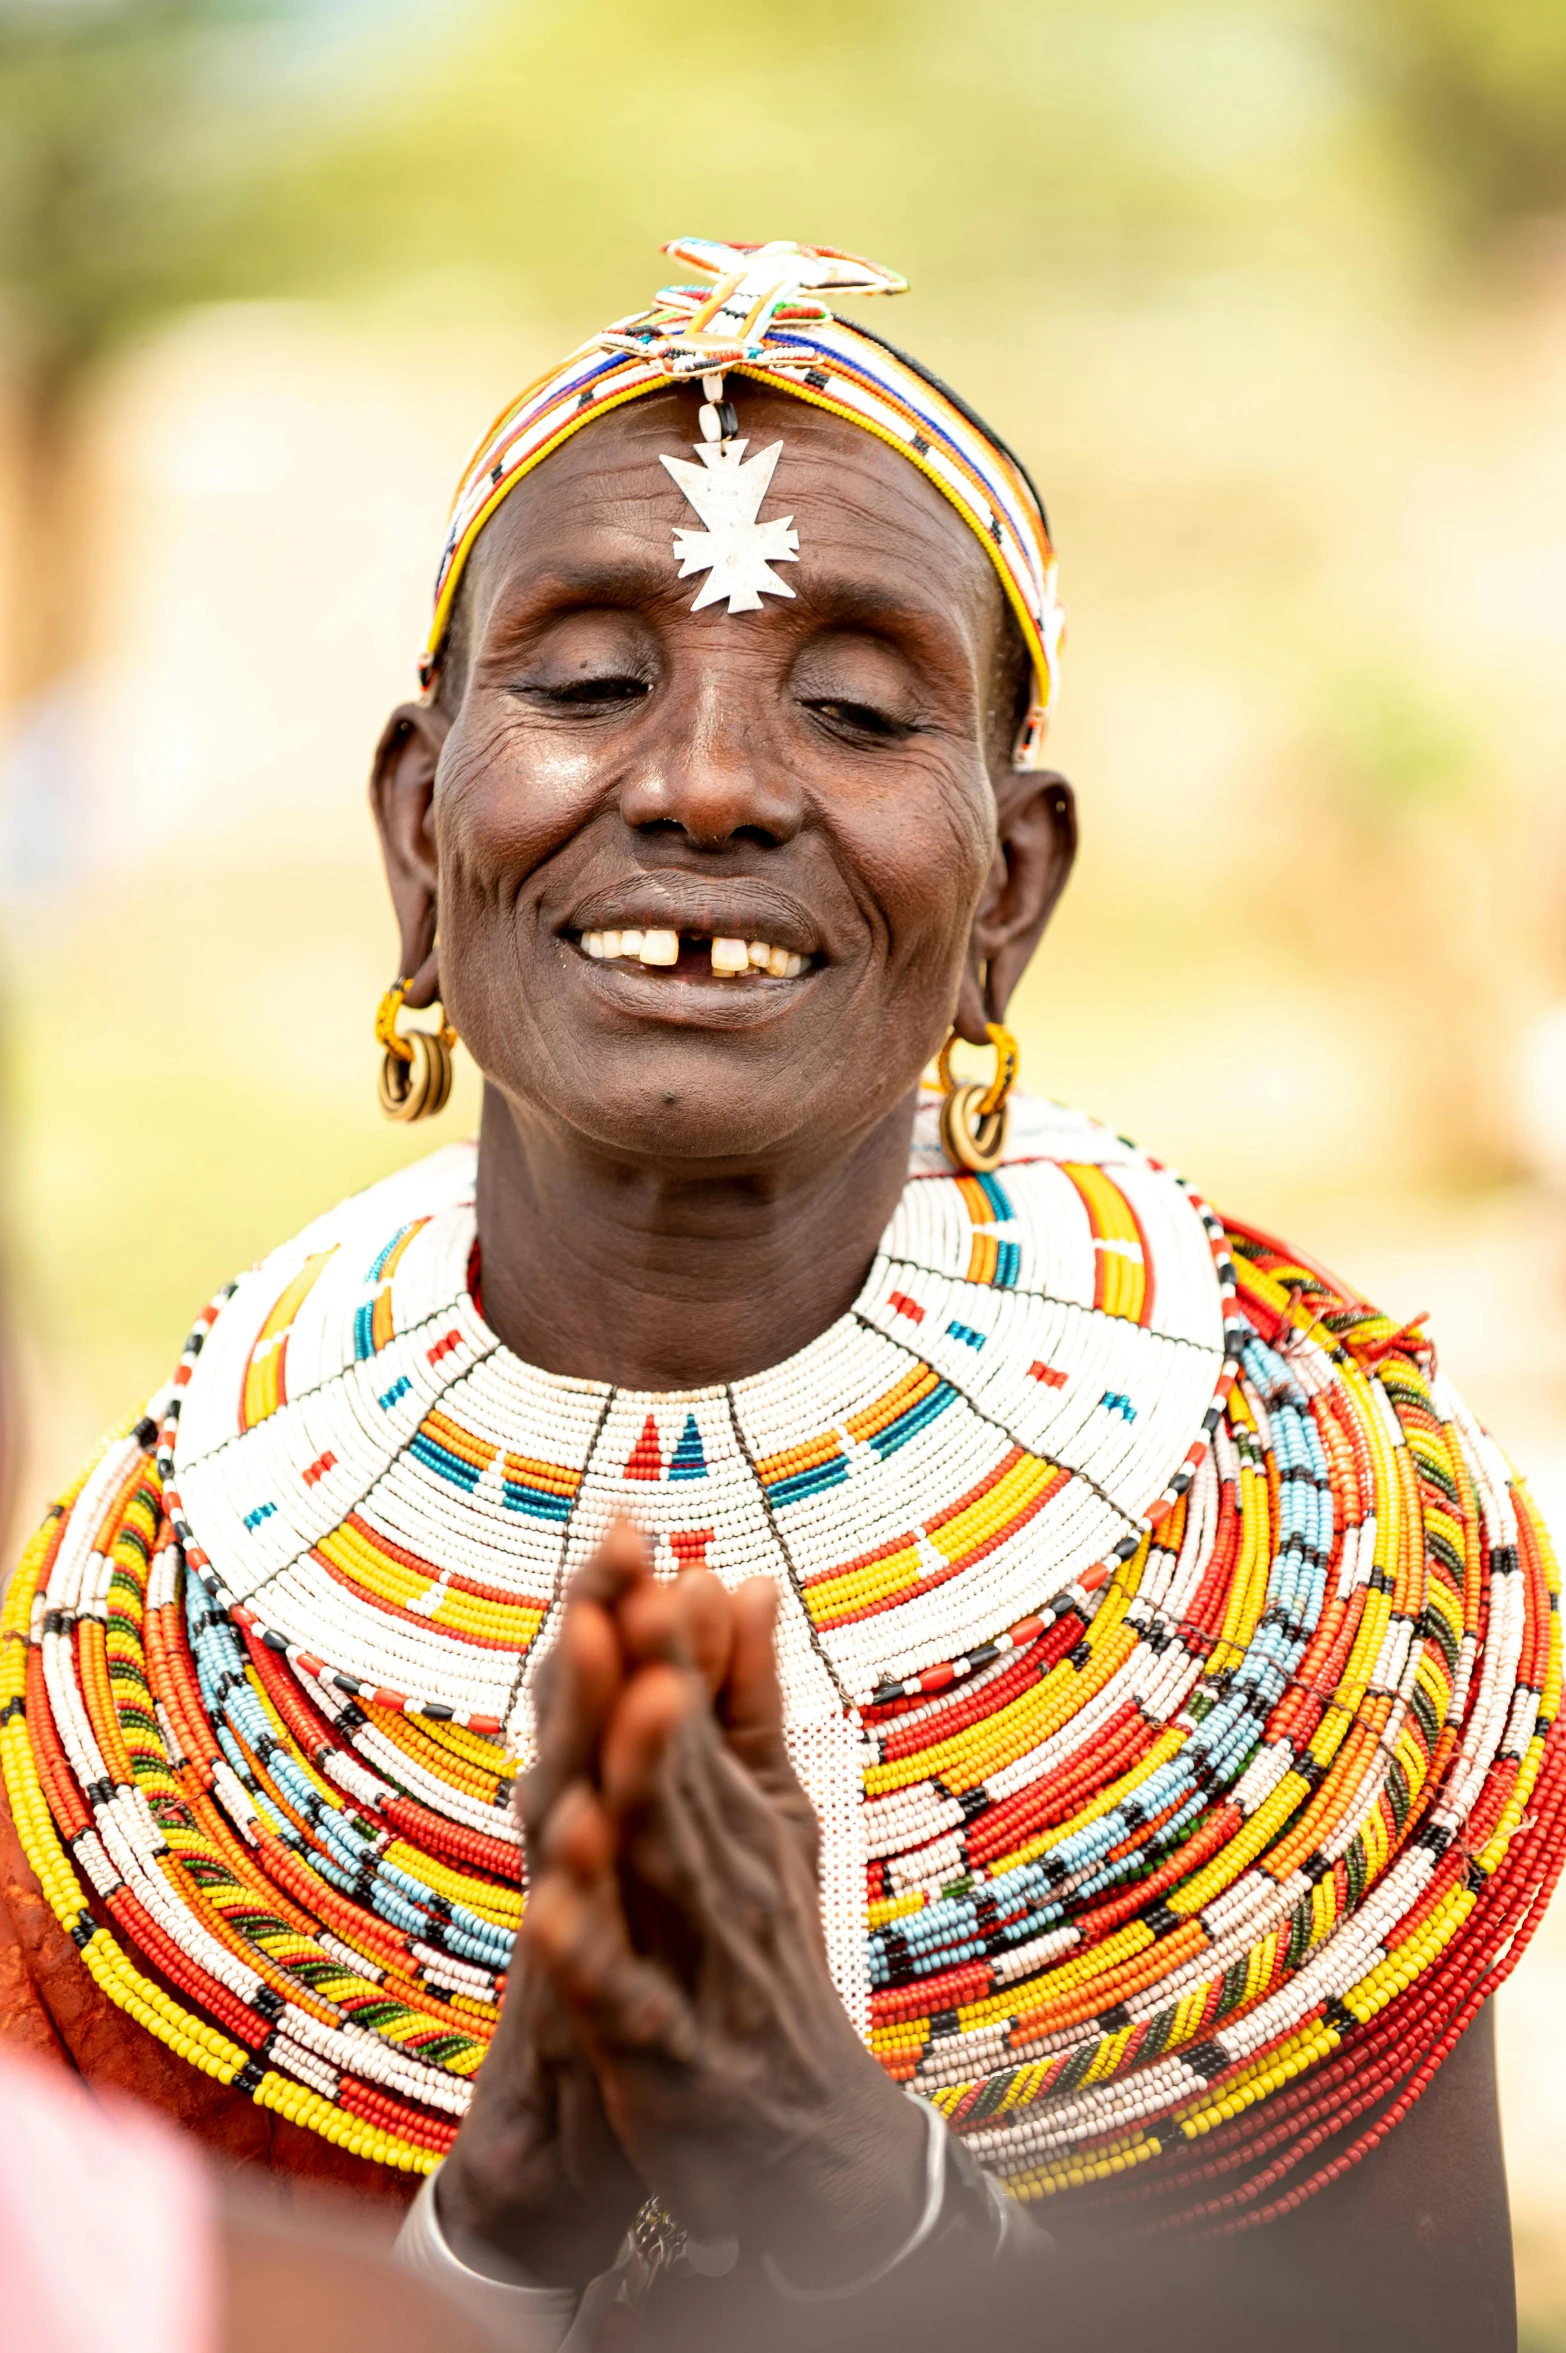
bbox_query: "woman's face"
[377,384,1069,1173]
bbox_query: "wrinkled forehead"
[457,382,1011,653]
[420,243,1060,762]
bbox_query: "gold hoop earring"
[936,1022,1018,1174]
[375,980,457,1123]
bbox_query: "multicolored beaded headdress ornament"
[420,237,1063,769]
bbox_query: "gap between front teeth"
[580,930,807,978]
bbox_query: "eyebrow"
[468,554,686,666]
[483,553,679,611]
[786,570,968,638]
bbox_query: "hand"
[523,1528,928,2288]
[434,1540,647,2288]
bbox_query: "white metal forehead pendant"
[659,380,799,615]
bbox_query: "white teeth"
[580,928,811,975]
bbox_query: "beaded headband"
[420,238,1063,769]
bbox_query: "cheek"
[432,706,604,886]
[426,714,605,1048]
[851,761,995,977]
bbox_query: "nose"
[619,666,804,849]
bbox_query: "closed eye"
[515,675,653,706]
[803,698,917,743]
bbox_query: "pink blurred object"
[0,2051,216,2353]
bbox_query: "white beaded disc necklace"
[166,1094,1236,1733]
[161,1093,1238,2029]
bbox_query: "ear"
[953,770,1077,1047]
[369,701,451,1010]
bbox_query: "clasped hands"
[436,1523,928,2294]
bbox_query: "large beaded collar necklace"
[5,1096,1563,2234]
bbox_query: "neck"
[473,1085,918,1390]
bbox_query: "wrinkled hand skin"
[440,1524,926,2290]
[523,1525,927,2287]
[435,1537,646,2287]
[433,1933,645,2288]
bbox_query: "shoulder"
[163,1142,482,1466]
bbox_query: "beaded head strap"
[421,238,1064,768]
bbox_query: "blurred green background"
[2,0,1566,2331]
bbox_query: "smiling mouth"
[574,928,813,980]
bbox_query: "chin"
[549,1071,832,1170]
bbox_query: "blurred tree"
[287,0,1372,326]
[0,0,454,708]
[1343,0,1566,243]
[0,0,240,702]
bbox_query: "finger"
[599,1662,695,1820]
[525,1864,696,2062]
[618,1567,733,1695]
[606,1670,792,1943]
[528,1519,650,1757]
[615,1578,683,1664]
[518,1595,623,1837]
[671,1570,733,1696]
[523,1780,633,1995]
[719,1577,791,1779]
[536,1779,618,1884]
[721,1579,819,1854]
[570,1516,653,1609]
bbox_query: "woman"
[2,240,1558,2343]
